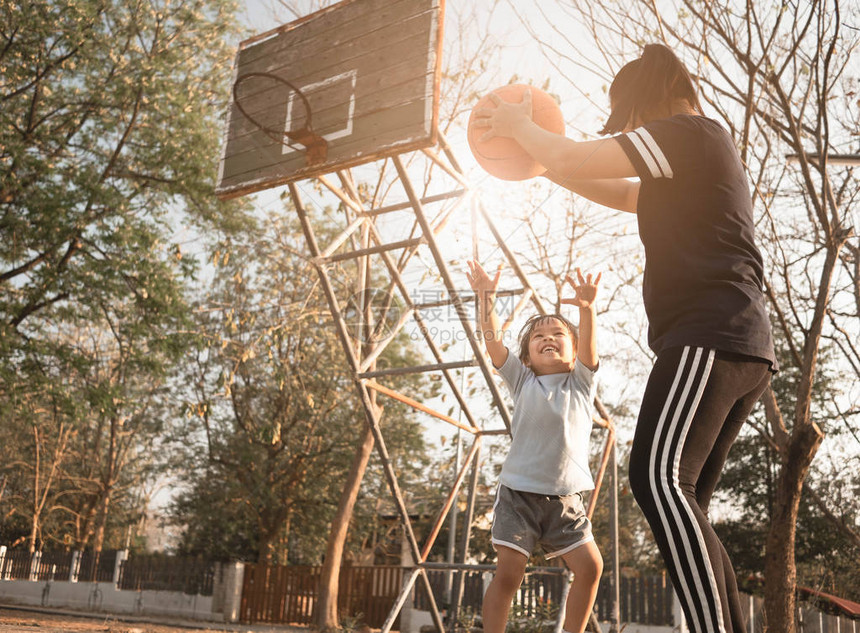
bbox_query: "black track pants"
[629,346,770,633]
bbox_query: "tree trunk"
[28,517,38,554]
[762,229,845,632]
[258,531,276,564]
[315,420,376,630]
[29,426,41,553]
[93,414,121,552]
[76,498,97,550]
[255,496,290,564]
[764,424,823,633]
[92,492,110,553]
[764,476,800,633]
[257,510,285,565]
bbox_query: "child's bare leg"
[559,540,603,633]
[482,545,528,633]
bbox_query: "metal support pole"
[445,428,462,605]
[449,440,481,630]
[290,183,447,630]
[282,142,622,633]
[392,155,514,434]
[381,567,423,633]
[552,571,574,633]
[609,436,621,633]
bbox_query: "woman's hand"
[471,89,534,142]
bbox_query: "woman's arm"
[542,172,640,213]
[473,90,639,181]
[512,118,637,180]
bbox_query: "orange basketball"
[468,84,565,181]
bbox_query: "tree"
[715,429,860,602]
[173,211,356,563]
[308,2,517,626]
[0,382,76,552]
[57,318,179,552]
[514,0,859,629]
[170,204,435,566]
[714,344,860,601]
[0,0,248,550]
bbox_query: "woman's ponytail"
[600,44,701,135]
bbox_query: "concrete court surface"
[0,606,306,633]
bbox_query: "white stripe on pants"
[647,346,724,633]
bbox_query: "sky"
[229,0,639,316]
[203,0,860,531]
[196,2,678,547]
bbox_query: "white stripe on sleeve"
[626,131,663,178]
[637,128,674,178]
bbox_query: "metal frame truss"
[286,133,618,631]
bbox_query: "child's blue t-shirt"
[496,349,598,496]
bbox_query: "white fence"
[0,545,856,631]
[0,546,244,623]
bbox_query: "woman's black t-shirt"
[614,115,777,369]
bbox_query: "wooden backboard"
[216,0,444,200]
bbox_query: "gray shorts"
[491,485,593,559]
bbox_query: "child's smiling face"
[525,317,576,375]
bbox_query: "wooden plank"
[268,565,278,622]
[651,576,659,623]
[238,0,428,59]
[385,566,394,620]
[240,0,370,48]
[250,564,260,622]
[222,76,431,172]
[288,566,299,622]
[262,565,273,622]
[238,0,434,68]
[218,117,436,198]
[238,564,411,626]
[227,19,437,144]
[231,30,436,125]
[216,0,443,198]
[620,575,628,623]
[226,54,433,150]
[236,7,436,86]
[223,97,429,175]
[305,566,316,622]
[364,567,376,625]
[240,563,255,622]
[278,566,290,622]
[337,565,351,618]
[664,574,672,625]
[218,102,432,196]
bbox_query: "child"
[466,260,603,633]
[472,44,776,633]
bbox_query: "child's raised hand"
[562,268,601,308]
[466,260,502,297]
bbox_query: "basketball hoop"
[215,0,441,199]
[232,72,328,165]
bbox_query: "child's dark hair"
[518,314,578,366]
[600,44,702,135]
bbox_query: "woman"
[472,44,776,633]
